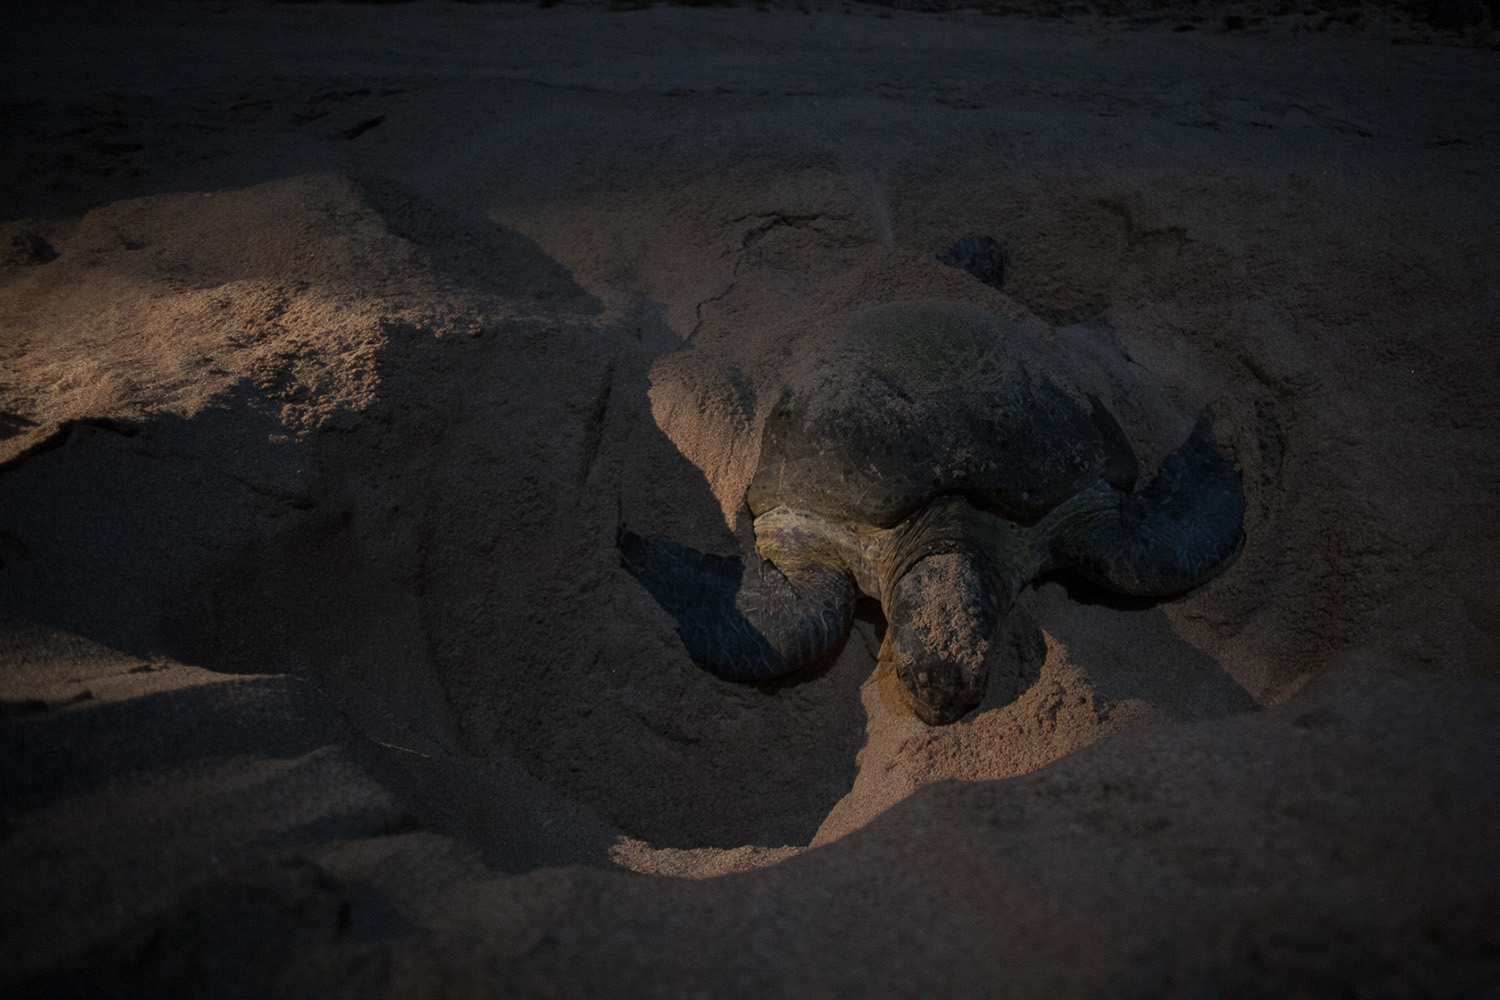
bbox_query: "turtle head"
[881,551,1004,725]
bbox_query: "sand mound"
[2,1,1497,994]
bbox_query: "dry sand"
[2,0,1498,995]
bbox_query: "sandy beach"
[2,0,1498,994]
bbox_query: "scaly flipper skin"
[617,527,856,682]
[1070,411,1246,596]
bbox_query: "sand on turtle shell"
[1,0,1498,994]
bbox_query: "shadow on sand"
[0,177,869,863]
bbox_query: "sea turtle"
[619,299,1245,724]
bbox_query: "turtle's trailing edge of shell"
[619,300,1245,724]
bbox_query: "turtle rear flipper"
[1072,411,1246,597]
[617,529,856,682]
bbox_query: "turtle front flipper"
[617,529,856,682]
[1069,410,1246,597]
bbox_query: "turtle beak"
[881,552,1000,726]
[897,654,983,725]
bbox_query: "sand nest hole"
[4,186,1263,881]
[1,169,1405,874]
